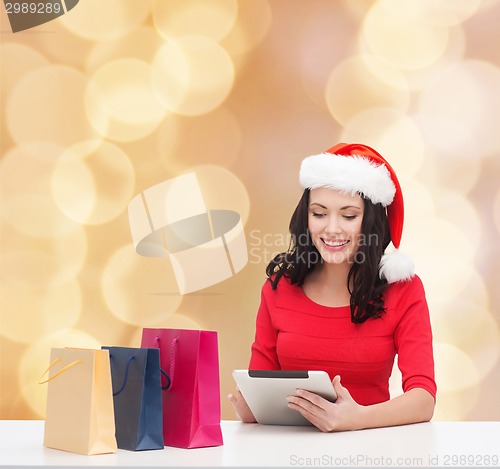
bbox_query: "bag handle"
[154,336,178,391]
[109,354,135,396]
[38,358,82,384]
[160,368,171,390]
[110,351,172,393]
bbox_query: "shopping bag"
[40,348,117,455]
[101,346,164,451]
[141,328,223,449]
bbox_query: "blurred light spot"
[340,108,424,183]
[85,27,164,73]
[358,21,466,93]
[363,2,449,70]
[0,43,48,104]
[478,0,500,11]
[379,0,481,27]
[434,189,481,254]
[220,0,272,57]
[460,268,490,311]
[51,141,135,225]
[432,302,500,381]
[417,138,482,194]
[0,144,81,238]
[0,250,60,290]
[0,280,81,344]
[19,330,101,418]
[249,110,340,195]
[428,266,490,319]
[297,3,358,110]
[13,19,93,69]
[416,257,476,316]
[102,243,183,326]
[325,55,410,126]
[158,107,242,172]
[152,36,235,116]
[399,25,466,92]
[152,114,181,164]
[433,386,480,421]
[59,0,152,41]
[406,216,478,309]
[1,194,75,239]
[465,314,500,381]
[418,60,500,157]
[85,58,168,142]
[427,269,489,319]
[434,342,480,392]
[407,217,475,270]
[6,65,104,147]
[1,228,87,288]
[404,180,437,220]
[339,0,377,19]
[153,0,237,42]
[185,165,250,225]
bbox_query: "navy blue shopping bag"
[102,346,166,451]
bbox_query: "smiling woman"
[228,143,436,432]
[307,189,365,267]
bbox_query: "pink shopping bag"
[141,328,223,449]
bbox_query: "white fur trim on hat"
[379,249,415,283]
[300,153,396,206]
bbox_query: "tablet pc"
[232,370,337,426]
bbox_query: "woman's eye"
[312,212,325,218]
[343,215,357,220]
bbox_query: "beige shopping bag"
[40,348,117,455]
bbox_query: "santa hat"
[299,142,414,283]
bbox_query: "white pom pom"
[379,249,415,283]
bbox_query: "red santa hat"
[299,142,414,283]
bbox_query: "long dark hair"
[266,189,391,323]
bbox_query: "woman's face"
[307,188,364,266]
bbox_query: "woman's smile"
[321,238,350,250]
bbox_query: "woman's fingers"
[228,389,257,423]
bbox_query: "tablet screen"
[233,370,337,426]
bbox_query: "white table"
[1,420,499,468]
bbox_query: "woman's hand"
[228,387,257,423]
[286,375,364,432]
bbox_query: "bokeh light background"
[1,0,499,422]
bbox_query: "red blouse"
[249,275,436,406]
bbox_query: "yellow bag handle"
[38,358,82,384]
